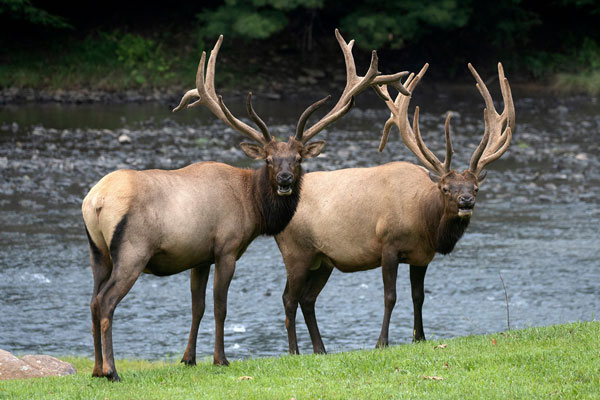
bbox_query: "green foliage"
[0,30,185,90]
[552,38,600,94]
[114,33,176,85]
[0,0,71,28]
[196,0,324,46]
[1,322,599,399]
[334,0,470,50]
[524,37,600,79]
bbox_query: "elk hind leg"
[97,245,149,382]
[410,264,428,342]
[299,264,333,354]
[282,258,312,355]
[85,226,112,378]
[181,265,210,366]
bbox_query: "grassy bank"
[3,29,600,98]
[1,321,598,399]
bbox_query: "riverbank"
[1,322,598,399]
[3,26,599,106]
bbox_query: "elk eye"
[474,186,479,193]
[442,186,450,193]
[266,158,273,165]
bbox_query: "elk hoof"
[91,367,103,378]
[213,358,229,367]
[103,367,121,382]
[376,339,389,348]
[181,357,196,366]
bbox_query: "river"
[0,87,598,361]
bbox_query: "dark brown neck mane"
[424,191,471,255]
[253,165,302,236]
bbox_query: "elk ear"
[240,142,267,160]
[429,172,441,183]
[477,170,487,184]
[301,140,326,159]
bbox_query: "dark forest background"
[1,0,599,93]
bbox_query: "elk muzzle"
[276,172,294,196]
[457,194,475,217]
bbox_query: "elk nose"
[458,195,474,207]
[277,172,293,185]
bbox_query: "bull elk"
[275,62,515,354]
[81,31,408,381]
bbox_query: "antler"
[297,29,410,143]
[172,35,271,145]
[377,64,453,176]
[468,63,515,175]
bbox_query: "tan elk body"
[275,63,515,354]
[81,31,408,381]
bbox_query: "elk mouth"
[457,205,474,218]
[277,185,293,196]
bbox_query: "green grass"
[0,31,241,92]
[1,322,599,399]
[553,70,600,95]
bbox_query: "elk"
[82,31,408,381]
[275,62,515,354]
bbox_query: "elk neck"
[251,165,302,236]
[423,189,471,255]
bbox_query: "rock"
[575,152,588,161]
[118,134,132,144]
[264,92,282,100]
[0,349,43,380]
[20,355,76,377]
[298,76,318,85]
[0,349,76,380]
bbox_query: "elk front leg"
[299,265,333,354]
[212,254,236,366]
[376,250,399,348]
[410,264,428,342]
[181,265,211,366]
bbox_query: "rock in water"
[0,349,76,380]
[118,134,132,144]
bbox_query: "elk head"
[174,31,410,197]
[220,92,328,196]
[378,62,515,219]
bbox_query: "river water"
[0,87,598,361]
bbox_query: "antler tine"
[443,112,454,171]
[378,65,426,151]
[218,95,263,143]
[378,63,450,175]
[295,95,331,141]
[372,71,411,96]
[173,36,266,145]
[300,29,407,144]
[468,63,515,175]
[246,92,271,142]
[413,106,446,175]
